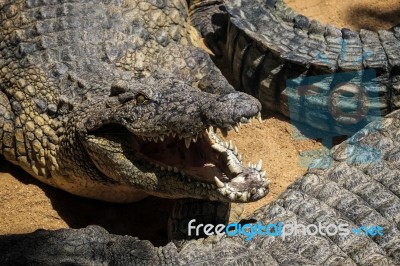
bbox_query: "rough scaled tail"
[224,0,400,134]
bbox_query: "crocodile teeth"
[192,135,198,143]
[238,154,242,161]
[256,159,263,171]
[233,146,238,155]
[173,167,179,173]
[167,166,172,171]
[228,163,242,174]
[228,192,235,201]
[185,137,191,149]
[234,126,239,133]
[214,176,225,188]
[239,192,248,201]
[250,188,257,195]
[261,170,266,178]
[212,143,226,153]
[219,187,228,196]
[172,132,176,138]
[159,135,164,142]
[229,140,234,150]
[257,112,262,122]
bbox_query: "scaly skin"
[0,0,268,203]
[233,0,399,131]
[2,110,400,265]
[193,0,400,134]
[1,1,400,265]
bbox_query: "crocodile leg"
[135,43,238,95]
[168,199,231,247]
[168,198,246,248]
[188,0,227,56]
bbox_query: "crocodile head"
[62,75,268,203]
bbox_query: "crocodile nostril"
[110,81,129,96]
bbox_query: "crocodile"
[1,0,400,265]
[0,0,268,204]
[192,0,400,134]
[2,110,400,264]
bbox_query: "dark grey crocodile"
[192,0,400,134]
[1,0,400,265]
[2,110,400,265]
[0,0,268,204]
[231,0,400,134]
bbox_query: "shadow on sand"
[0,158,175,246]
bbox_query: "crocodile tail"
[224,0,400,133]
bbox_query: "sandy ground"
[1,1,400,246]
[285,0,400,31]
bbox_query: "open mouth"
[88,113,269,202]
[131,117,269,202]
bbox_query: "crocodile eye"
[136,94,148,104]
[118,92,149,105]
[118,94,135,104]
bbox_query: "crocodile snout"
[201,92,262,127]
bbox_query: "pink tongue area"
[139,137,227,182]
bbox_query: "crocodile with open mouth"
[0,0,268,204]
[1,0,400,265]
